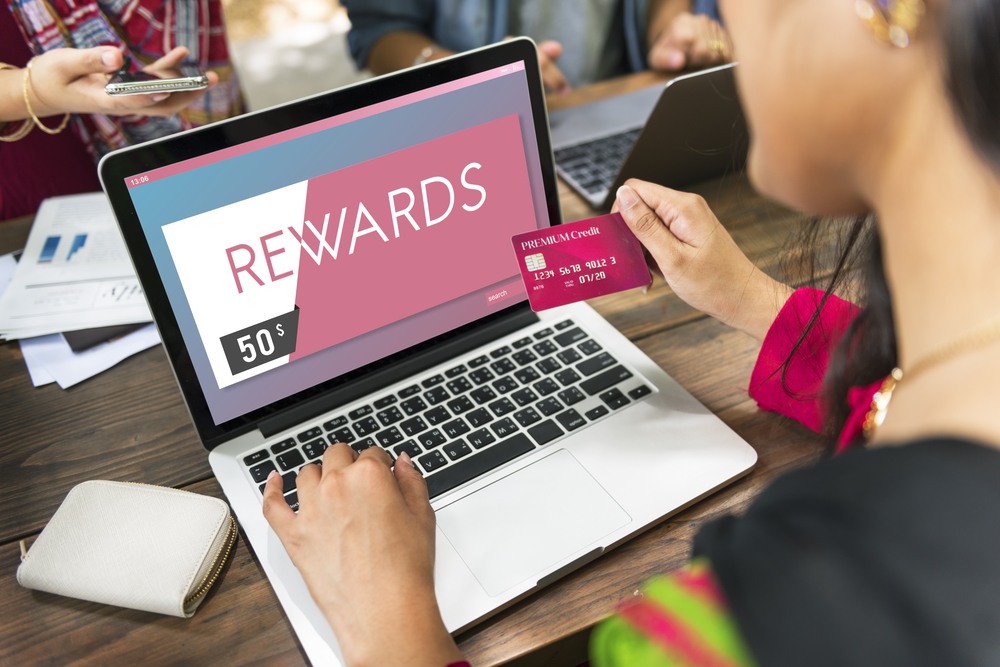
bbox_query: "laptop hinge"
[258,308,540,439]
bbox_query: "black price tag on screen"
[220,307,299,376]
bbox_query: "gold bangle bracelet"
[0,62,33,142]
[23,58,70,135]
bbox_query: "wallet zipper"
[184,514,238,608]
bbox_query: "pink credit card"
[511,213,651,311]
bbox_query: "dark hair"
[785,0,1000,443]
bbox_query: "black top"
[695,438,1000,666]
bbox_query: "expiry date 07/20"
[577,271,607,284]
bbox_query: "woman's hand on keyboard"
[262,445,464,667]
[614,179,793,340]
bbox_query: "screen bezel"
[98,38,561,450]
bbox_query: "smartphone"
[105,61,208,96]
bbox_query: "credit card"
[511,213,651,312]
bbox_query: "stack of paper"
[0,192,160,388]
[0,192,152,340]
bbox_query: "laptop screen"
[102,41,555,437]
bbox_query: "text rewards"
[224,162,487,295]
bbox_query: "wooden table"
[0,73,833,666]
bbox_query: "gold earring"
[855,0,925,48]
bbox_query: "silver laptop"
[551,62,748,210]
[99,39,756,666]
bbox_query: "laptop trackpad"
[436,449,631,597]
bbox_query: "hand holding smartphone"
[105,56,208,96]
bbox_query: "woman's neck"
[862,70,1000,447]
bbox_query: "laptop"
[550,62,749,210]
[99,39,756,666]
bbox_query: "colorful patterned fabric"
[4,0,242,158]
[591,559,756,667]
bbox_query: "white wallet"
[17,480,237,618]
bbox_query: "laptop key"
[490,345,512,359]
[284,491,299,513]
[514,407,541,427]
[446,377,473,395]
[398,384,421,398]
[554,328,587,346]
[249,460,277,483]
[469,368,495,385]
[277,450,305,471]
[419,428,447,450]
[445,364,467,378]
[443,440,472,461]
[512,336,533,349]
[468,355,489,368]
[580,365,634,395]
[447,395,475,414]
[527,420,563,446]
[557,386,586,406]
[467,428,496,450]
[533,340,558,356]
[244,449,269,466]
[401,396,428,415]
[329,427,356,444]
[556,409,587,432]
[400,415,429,436]
[585,405,610,421]
[492,376,518,394]
[513,350,537,366]
[442,418,471,439]
[490,358,516,375]
[490,417,519,438]
[348,405,373,420]
[323,416,347,431]
[514,367,540,384]
[353,417,380,436]
[466,408,494,427]
[536,397,563,416]
[511,388,539,406]
[376,406,404,426]
[425,386,450,405]
[557,349,582,365]
[488,397,517,416]
[376,427,404,447]
[470,386,497,404]
[533,378,560,396]
[425,433,535,499]
[537,357,561,375]
[425,406,451,425]
[422,374,444,388]
[628,385,653,400]
[579,340,602,355]
[272,438,297,455]
[373,395,397,409]
[555,368,581,386]
[533,327,554,339]
[418,450,448,473]
[600,388,631,410]
[303,439,328,460]
[577,352,616,376]
[393,440,422,458]
[554,319,574,330]
[297,427,322,443]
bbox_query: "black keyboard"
[554,128,642,195]
[243,318,655,509]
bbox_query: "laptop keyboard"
[242,318,655,508]
[554,128,642,196]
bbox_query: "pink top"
[748,286,880,452]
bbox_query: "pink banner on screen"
[290,114,536,362]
